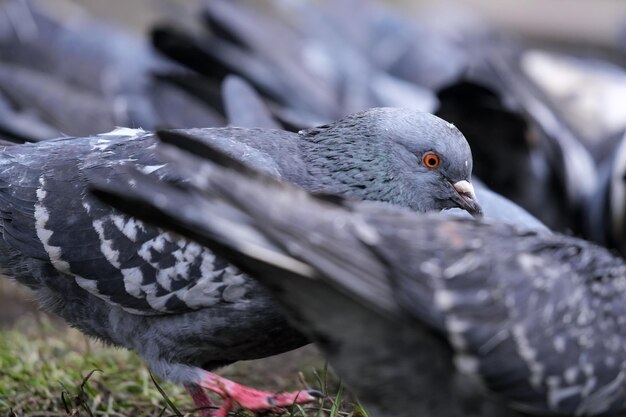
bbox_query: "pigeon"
[436,63,596,233]
[152,0,437,130]
[95,137,626,417]
[519,49,626,164]
[0,108,481,416]
[0,0,225,138]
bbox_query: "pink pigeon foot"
[194,370,322,417]
[185,383,215,417]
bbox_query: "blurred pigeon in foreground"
[0,108,481,416]
[95,139,626,417]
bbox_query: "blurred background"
[1,0,626,415]
[75,0,626,47]
[66,0,622,40]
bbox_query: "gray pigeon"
[0,0,226,138]
[0,108,480,416]
[153,0,437,129]
[95,139,626,417]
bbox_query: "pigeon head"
[299,108,482,217]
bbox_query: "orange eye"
[422,153,440,169]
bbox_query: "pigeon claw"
[196,371,322,417]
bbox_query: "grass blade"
[149,371,183,417]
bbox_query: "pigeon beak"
[451,180,483,218]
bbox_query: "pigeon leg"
[185,383,214,417]
[213,398,233,417]
[196,371,322,416]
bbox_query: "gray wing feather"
[222,75,281,129]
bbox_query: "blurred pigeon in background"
[0,0,226,139]
[436,43,598,233]
[96,136,626,417]
[152,0,438,130]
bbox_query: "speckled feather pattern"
[0,131,255,315]
[376,218,626,415]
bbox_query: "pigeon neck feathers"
[297,108,477,214]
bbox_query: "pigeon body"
[98,141,626,417]
[0,108,480,410]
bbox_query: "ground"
[0,281,363,417]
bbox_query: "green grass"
[0,317,190,416]
[0,315,367,417]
